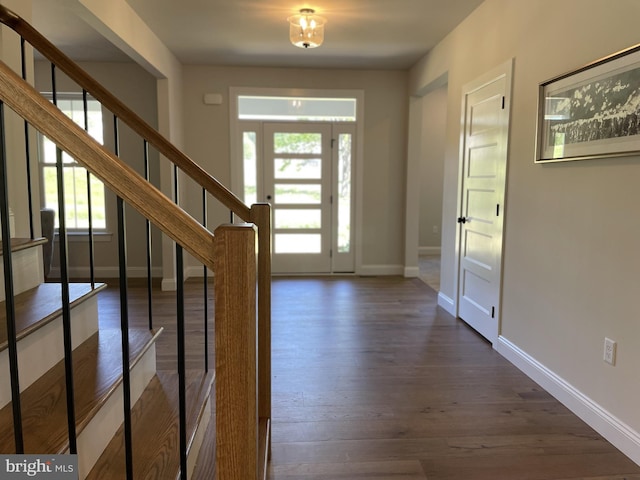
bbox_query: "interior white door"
[457,63,511,345]
[264,123,333,273]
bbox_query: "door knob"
[457,216,467,224]
[266,195,272,200]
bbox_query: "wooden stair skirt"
[0,281,213,479]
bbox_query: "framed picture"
[536,43,640,163]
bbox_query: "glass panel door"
[264,123,332,273]
[332,124,356,272]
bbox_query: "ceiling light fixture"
[288,8,326,49]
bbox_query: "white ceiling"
[32,0,484,70]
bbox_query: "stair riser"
[0,247,44,301]
[70,343,157,480]
[0,297,99,409]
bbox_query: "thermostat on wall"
[203,93,223,105]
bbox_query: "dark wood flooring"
[101,276,640,479]
[266,276,640,480]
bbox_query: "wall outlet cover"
[604,337,616,366]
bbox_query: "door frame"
[229,86,365,274]
[453,59,513,345]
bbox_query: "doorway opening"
[417,83,447,292]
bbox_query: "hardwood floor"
[266,276,640,479]
[418,254,440,291]
[101,276,640,479]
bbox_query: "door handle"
[457,216,467,224]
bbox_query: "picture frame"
[535,43,640,163]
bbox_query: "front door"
[457,61,512,345]
[263,123,333,273]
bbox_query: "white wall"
[181,65,409,274]
[410,0,640,464]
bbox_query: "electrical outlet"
[604,338,616,366]
[432,225,439,234]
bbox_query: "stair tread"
[87,370,214,480]
[0,327,162,454]
[0,237,47,255]
[0,282,106,352]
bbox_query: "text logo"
[0,455,77,479]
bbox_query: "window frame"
[38,92,108,234]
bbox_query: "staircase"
[0,4,271,479]
[0,237,213,478]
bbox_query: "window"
[337,132,352,253]
[40,95,106,230]
[243,131,257,205]
[238,95,356,121]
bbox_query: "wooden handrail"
[0,4,251,222]
[0,59,217,270]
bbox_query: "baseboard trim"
[358,265,404,276]
[418,246,441,256]
[162,278,177,291]
[404,266,419,278]
[497,336,640,466]
[186,265,215,278]
[437,292,455,316]
[50,266,162,279]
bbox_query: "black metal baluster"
[0,102,24,452]
[82,90,95,286]
[114,115,134,480]
[175,165,187,479]
[144,140,153,330]
[20,37,34,239]
[202,188,208,372]
[51,64,78,453]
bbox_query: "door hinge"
[501,96,505,109]
[331,138,336,148]
[330,249,333,258]
[491,306,495,318]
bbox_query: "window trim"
[38,92,109,234]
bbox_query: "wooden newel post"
[214,223,258,480]
[250,203,272,467]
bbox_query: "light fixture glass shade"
[288,9,326,49]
